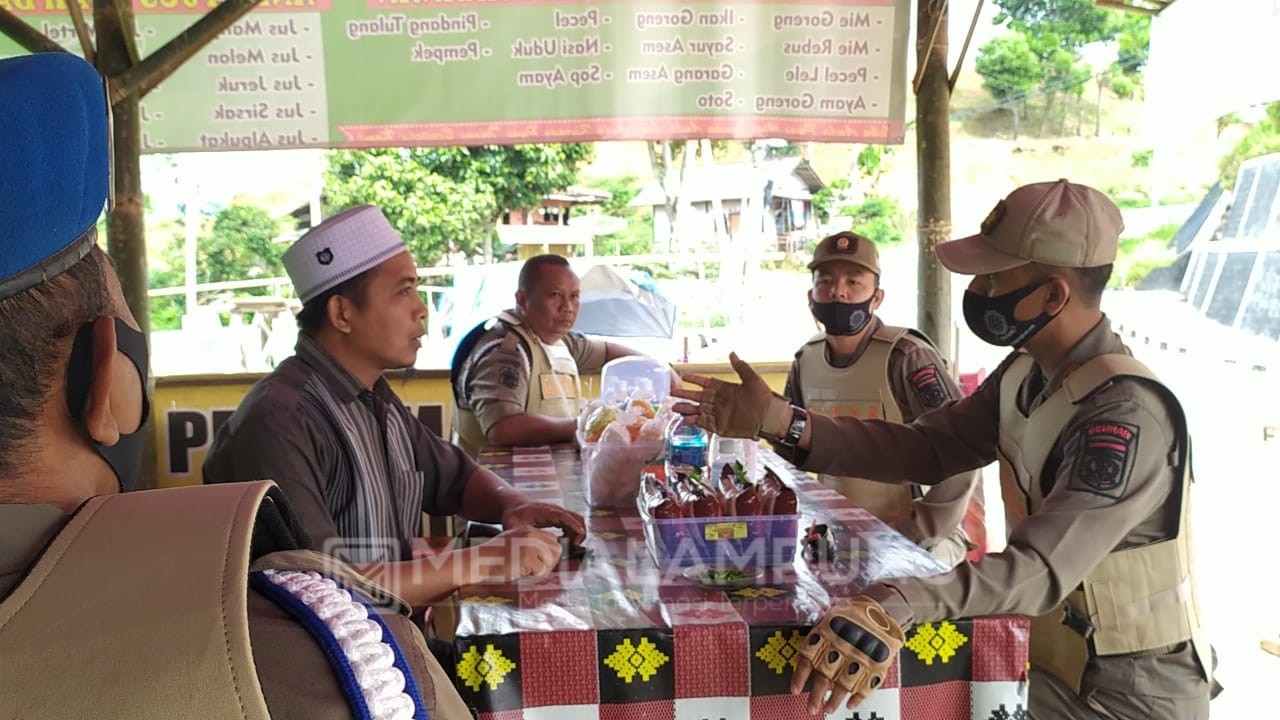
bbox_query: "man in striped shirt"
[204,206,584,609]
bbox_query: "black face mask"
[962,280,1060,349]
[810,298,874,336]
[65,318,150,492]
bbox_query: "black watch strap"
[778,406,808,447]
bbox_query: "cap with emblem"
[936,179,1124,275]
[808,231,881,274]
[0,53,110,301]
[283,205,409,303]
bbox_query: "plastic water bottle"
[665,416,709,479]
[608,379,629,409]
[630,377,656,409]
[710,435,744,483]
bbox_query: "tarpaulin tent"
[573,265,677,338]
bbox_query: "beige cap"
[283,205,408,303]
[808,231,880,274]
[936,179,1123,275]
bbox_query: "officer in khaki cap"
[674,180,1216,719]
[0,54,473,719]
[788,231,978,566]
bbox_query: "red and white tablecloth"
[453,445,1029,720]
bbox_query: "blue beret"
[0,53,109,300]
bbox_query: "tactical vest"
[998,353,1211,694]
[454,310,581,456]
[798,325,915,525]
[0,482,438,720]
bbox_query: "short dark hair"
[1035,263,1112,309]
[518,254,570,294]
[0,242,111,479]
[1071,264,1112,307]
[295,269,376,335]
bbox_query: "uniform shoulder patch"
[1071,421,1139,499]
[498,364,519,389]
[909,363,950,409]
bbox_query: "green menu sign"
[0,0,910,152]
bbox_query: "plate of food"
[682,565,763,589]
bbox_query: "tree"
[992,0,1121,137]
[192,205,286,285]
[1114,13,1151,76]
[324,144,592,265]
[993,0,1117,58]
[1219,102,1280,189]
[975,35,1043,138]
[578,175,654,257]
[149,204,286,330]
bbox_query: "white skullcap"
[283,205,408,303]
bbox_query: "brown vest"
[998,353,1211,693]
[0,482,457,719]
[797,325,916,525]
[455,310,581,456]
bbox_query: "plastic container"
[601,356,670,406]
[579,430,664,508]
[637,492,800,569]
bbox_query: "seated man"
[789,231,979,565]
[451,254,664,456]
[204,207,582,608]
[0,53,470,719]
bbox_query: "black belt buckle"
[1062,604,1095,639]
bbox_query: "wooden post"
[96,1,151,339]
[915,0,954,365]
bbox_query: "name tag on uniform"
[540,373,578,400]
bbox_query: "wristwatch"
[777,406,809,447]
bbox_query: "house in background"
[629,157,825,254]
[497,186,612,261]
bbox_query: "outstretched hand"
[669,353,789,440]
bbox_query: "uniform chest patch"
[1072,421,1139,499]
[910,364,949,410]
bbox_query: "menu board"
[0,0,910,152]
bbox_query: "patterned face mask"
[962,280,1061,349]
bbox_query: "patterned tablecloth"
[454,444,1029,720]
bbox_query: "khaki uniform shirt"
[455,310,609,435]
[784,318,979,555]
[0,502,473,719]
[779,317,1207,699]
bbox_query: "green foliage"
[149,204,287,330]
[1130,149,1152,168]
[994,0,1117,60]
[579,175,655,257]
[811,178,851,224]
[324,144,593,264]
[1109,74,1135,100]
[975,35,1043,104]
[1111,225,1178,287]
[1114,13,1150,75]
[1218,103,1280,189]
[840,196,907,247]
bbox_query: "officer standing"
[451,254,666,456]
[790,231,978,565]
[673,180,1214,719]
[0,53,470,719]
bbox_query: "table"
[453,445,1029,720]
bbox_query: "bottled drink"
[665,416,709,479]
